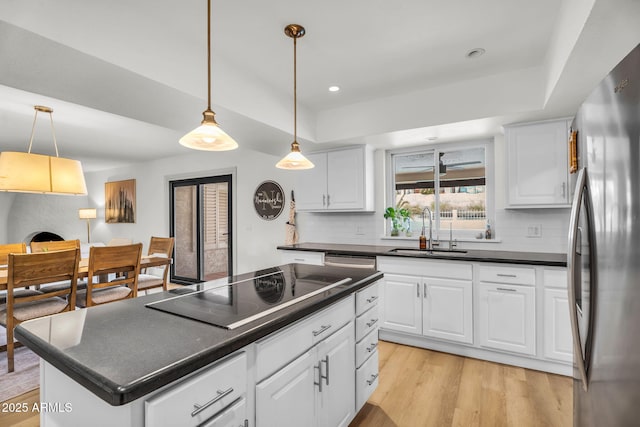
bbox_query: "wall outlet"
[526,224,542,238]
[355,225,365,235]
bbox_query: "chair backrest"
[107,238,133,246]
[7,248,81,307]
[148,236,175,257]
[30,239,80,253]
[0,243,26,266]
[85,243,143,304]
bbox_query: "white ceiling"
[1,0,639,171]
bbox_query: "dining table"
[0,255,171,291]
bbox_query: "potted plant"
[384,207,402,236]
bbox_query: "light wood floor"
[350,341,573,427]
[0,341,573,427]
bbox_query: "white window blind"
[203,183,228,249]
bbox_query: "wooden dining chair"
[30,240,83,293]
[0,243,26,266]
[137,237,174,294]
[75,243,143,308]
[30,239,80,253]
[0,248,80,372]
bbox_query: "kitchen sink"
[388,248,468,256]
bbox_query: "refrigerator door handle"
[568,168,589,392]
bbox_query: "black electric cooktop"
[146,265,352,329]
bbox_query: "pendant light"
[179,0,238,151]
[0,105,87,195]
[276,24,314,170]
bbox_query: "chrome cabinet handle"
[366,342,378,352]
[366,295,378,303]
[497,287,517,292]
[294,258,305,262]
[366,318,378,328]
[417,282,420,298]
[322,194,326,207]
[314,364,323,392]
[313,324,332,337]
[496,273,517,278]
[366,373,379,386]
[562,182,567,199]
[423,283,427,299]
[243,420,249,427]
[321,355,330,386]
[327,194,330,207]
[191,387,234,417]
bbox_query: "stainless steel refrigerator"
[568,42,640,426]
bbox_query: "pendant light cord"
[27,108,59,157]
[293,35,297,142]
[207,0,212,111]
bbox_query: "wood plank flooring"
[0,341,573,427]
[350,341,573,427]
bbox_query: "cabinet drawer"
[279,250,325,266]
[356,281,380,316]
[145,352,247,427]
[356,304,379,342]
[377,257,472,280]
[256,295,354,381]
[355,328,379,368]
[479,264,535,286]
[200,397,246,427]
[356,350,379,411]
[543,268,567,289]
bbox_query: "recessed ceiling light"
[426,136,438,141]
[466,48,486,59]
[328,86,340,92]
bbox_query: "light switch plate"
[527,224,542,238]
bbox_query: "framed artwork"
[253,180,285,220]
[105,179,136,223]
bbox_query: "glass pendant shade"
[179,110,238,151]
[276,141,314,170]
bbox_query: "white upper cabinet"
[294,145,374,212]
[505,119,571,208]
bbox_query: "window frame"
[385,138,495,240]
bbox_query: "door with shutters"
[170,175,233,284]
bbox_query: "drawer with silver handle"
[355,328,379,368]
[145,352,246,427]
[356,350,379,411]
[479,264,535,286]
[356,304,379,342]
[356,281,380,316]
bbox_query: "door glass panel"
[173,185,198,280]
[203,182,230,281]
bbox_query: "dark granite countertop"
[277,242,567,267]
[15,264,382,406]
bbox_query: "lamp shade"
[0,152,88,195]
[78,208,97,219]
[179,120,238,151]
[276,143,315,170]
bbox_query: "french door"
[170,175,232,284]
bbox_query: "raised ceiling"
[1,0,639,171]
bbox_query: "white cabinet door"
[422,278,473,344]
[543,288,573,363]
[326,147,364,210]
[478,283,536,355]
[317,323,355,427]
[506,119,570,207]
[256,351,316,427]
[295,152,328,211]
[381,274,422,334]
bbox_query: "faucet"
[421,207,433,250]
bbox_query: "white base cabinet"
[378,256,572,376]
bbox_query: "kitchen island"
[15,263,383,427]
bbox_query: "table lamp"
[78,208,97,243]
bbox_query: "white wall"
[3,147,293,275]
[295,137,571,254]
